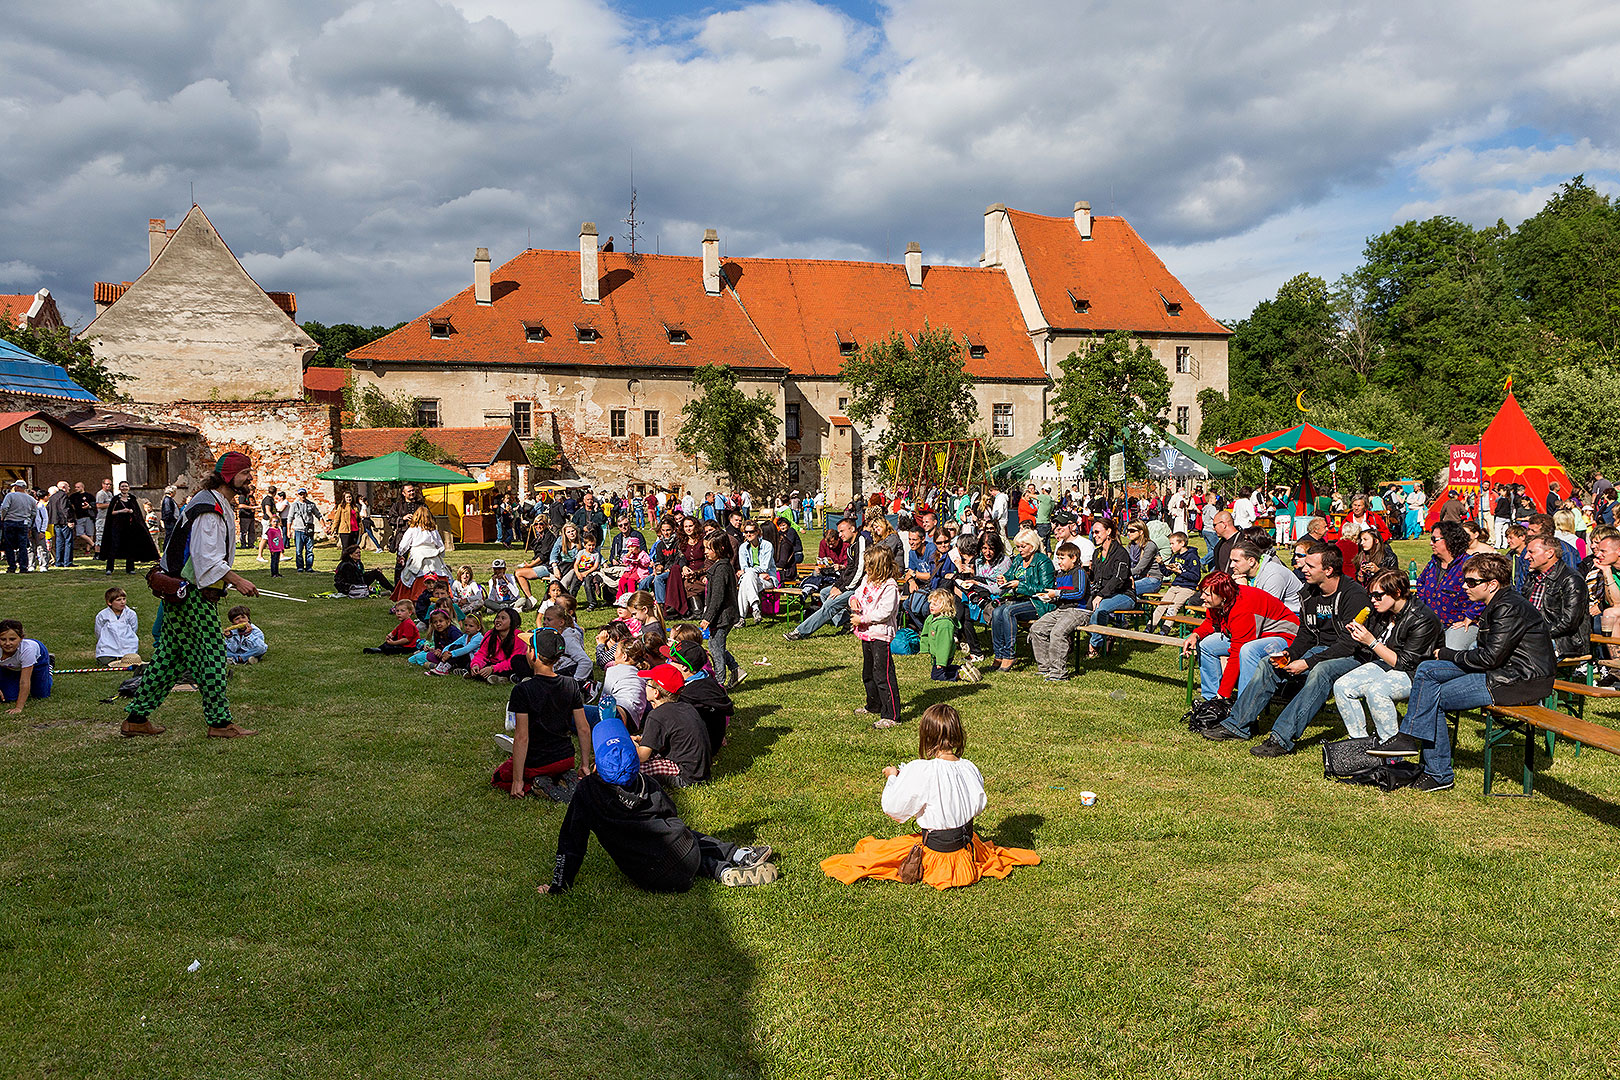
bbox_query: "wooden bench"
[1482,702,1620,796]
[762,587,808,624]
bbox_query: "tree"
[1521,365,1620,485]
[301,321,405,368]
[527,440,562,470]
[402,429,460,466]
[1226,273,1348,403]
[1045,330,1171,474]
[673,363,782,491]
[1506,176,1620,361]
[344,383,419,429]
[841,324,979,469]
[0,318,125,400]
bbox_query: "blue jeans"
[294,530,314,571]
[1223,645,1335,743]
[1133,576,1161,595]
[1201,530,1219,566]
[652,570,670,604]
[1400,660,1493,785]
[991,600,1038,659]
[1090,592,1137,649]
[706,626,737,680]
[795,586,856,636]
[1264,655,1362,750]
[54,527,74,567]
[1198,633,1291,700]
[2,521,28,572]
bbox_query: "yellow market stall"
[425,481,497,541]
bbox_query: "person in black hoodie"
[1208,543,1371,756]
[700,533,741,687]
[537,714,777,894]
[1371,552,1555,792]
[665,640,735,756]
[1332,569,1443,742]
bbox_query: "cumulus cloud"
[2,0,1619,329]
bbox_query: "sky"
[4,0,1620,331]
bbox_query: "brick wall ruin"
[136,400,341,511]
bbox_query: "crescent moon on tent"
[1296,390,1311,413]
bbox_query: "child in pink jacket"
[850,546,902,728]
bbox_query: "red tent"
[1480,391,1567,513]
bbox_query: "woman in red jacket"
[1181,571,1299,701]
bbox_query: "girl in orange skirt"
[821,704,1039,890]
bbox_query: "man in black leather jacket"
[1524,536,1589,660]
[1371,552,1554,791]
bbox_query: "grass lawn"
[5,536,1620,1079]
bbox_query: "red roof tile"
[724,258,1046,380]
[0,295,33,326]
[1006,210,1230,336]
[94,282,130,305]
[341,426,529,466]
[303,366,349,393]
[348,251,785,374]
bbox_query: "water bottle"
[702,627,711,641]
[598,690,617,723]
[1408,560,1418,586]
[504,709,517,733]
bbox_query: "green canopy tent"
[992,429,1234,488]
[316,451,471,484]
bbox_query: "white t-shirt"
[1233,497,1256,529]
[95,606,140,657]
[0,639,43,670]
[881,757,989,830]
[602,662,647,724]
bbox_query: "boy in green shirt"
[922,588,981,682]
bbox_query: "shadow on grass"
[1449,732,1620,829]
[911,681,992,715]
[739,664,841,689]
[718,701,789,778]
[991,812,1044,848]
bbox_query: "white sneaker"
[493,733,514,753]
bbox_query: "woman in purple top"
[1416,520,1482,650]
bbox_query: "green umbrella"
[317,451,470,484]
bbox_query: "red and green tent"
[1214,423,1394,513]
[1479,392,1566,513]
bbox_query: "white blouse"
[881,757,988,830]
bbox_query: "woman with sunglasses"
[1332,570,1442,743]
[1416,520,1482,650]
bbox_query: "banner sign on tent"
[1448,444,1481,490]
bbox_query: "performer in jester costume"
[122,451,261,739]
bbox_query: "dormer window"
[969,344,987,360]
[1160,292,1183,317]
[523,321,547,343]
[429,317,452,339]
[1068,290,1089,315]
[665,324,689,345]
[835,329,858,357]
[576,323,599,343]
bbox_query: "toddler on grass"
[223,604,268,665]
[94,586,141,667]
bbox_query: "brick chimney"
[474,247,491,305]
[982,204,1006,267]
[702,229,720,295]
[1074,201,1092,240]
[579,223,599,303]
[905,242,922,289]
[148,219,168,265]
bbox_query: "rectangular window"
[837,396,849,413]
[429,318,451,339]
[416,399,440,428]
[643,410,660,437]
[576,325,599,343]
[610,409,627,438]
[666,327,689,344]
[787,458,800,483]
[512,401,532,438]
[969,344,987,359]
[785,402,800,439]
[1175,346,1191,374]
[992,403,1014,438]
[523,322,546,343]
[145,446,168,487]
[1176,406,1190,435]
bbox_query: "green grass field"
[5,537,1620,1079]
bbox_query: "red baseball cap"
[637,663,685,696]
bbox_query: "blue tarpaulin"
[0,338,99,401]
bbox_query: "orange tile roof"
[266,291,297,318]
[348,250,785,374]
[94,282,131,305]
[342,426,528,466]
[723,258,1046,380]
[0,295,32,326]
[303,366,349,393]
[1005,210,1230,336]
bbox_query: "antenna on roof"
[622,153,643,257]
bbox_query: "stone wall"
[135,400,341,511]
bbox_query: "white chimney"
[1074,200,1092,240]
[474,247,491,305]
[579,223,599,303]
[905,242,922,288]
[702,229,720,295]
[982,204,1006,267]
[148,219,167,265]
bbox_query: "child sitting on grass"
[223,604,268,665]
[820,703,1040,890]
[921,587,980,682]
[487,559,523,609]
[431,613,485,676]
[600,628,650,730]
[537,579,566,621]
[468,607,532,685]
[409,608,461,667]
[94,587,141,667]
[364,601,420,655]
[664,639,735,755]
[0,619,53,715]
[451,564,487,613]
[634,662,712,788]
[626,590,663,639]
[542,596,594,689]
[495,627,591,802]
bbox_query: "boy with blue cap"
[536,714,778,894]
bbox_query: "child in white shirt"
[94,586,141,666]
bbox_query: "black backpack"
[1322,736,1422,791]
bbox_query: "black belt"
[923,820,976,853]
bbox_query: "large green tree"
[1507,176,1620,361]
[674,363,782,491]
[1045,330,1171,474]
[1226,273,1349,402]
[1520,364,1620,486]
[302,321,405,367]
[0,318,125,400]
[841,323,978,470]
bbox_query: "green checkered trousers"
[126,591,234,728]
